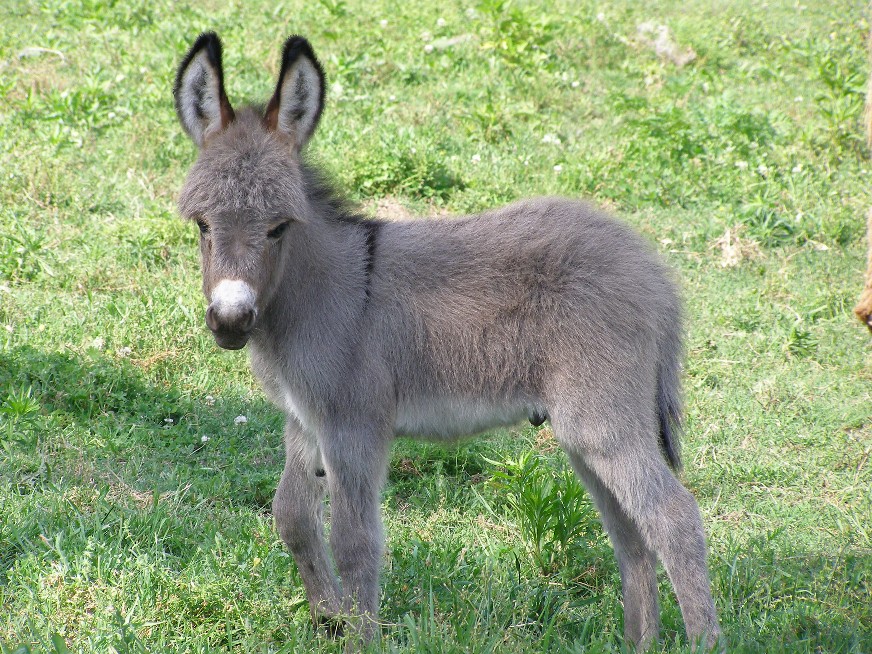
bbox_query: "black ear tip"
[174,31,226,105]
[192,31,223,65]
[194,31,220,45]
[282,35,312,54]
[281,35,322,73]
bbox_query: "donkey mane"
[298,158,373,227]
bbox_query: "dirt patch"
[362,196,417,221]
[362,196,454,221]
[710,226,762,268]
[636,22,697,67]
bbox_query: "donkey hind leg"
[569,457,660,649]
[553,409,721,651]
[272,418,342,626]
[321,427,391,644]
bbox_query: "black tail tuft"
[657,327,684,471]
[658,402,682,472]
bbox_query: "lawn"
[1,0,870,652]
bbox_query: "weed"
[0,387,39,421]
[316,0,348,19]
[0,217,55,282]
[476,0,556,70]
[349,131,464,200]
[739,202,795,246]
[785,321,818,359]
[815,45,867,154]
[489,452,599,578]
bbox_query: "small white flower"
[735,161,748,170]
[792,164,802,173]
[542,133,562,145]
[523,159,529,166]
[553,164,563,173]
[5,325,13,333]
[794,96,803,102]
[234,415,248,425]
[423,44,434,54]
[205,395,215,406]
[571,80,580,88]
[389,94,396,102]
[92,337,105,350]
[436,17,446,27]
[757,164,768,176]
[596,12,606,22]
[117,346,132,357]
[795,211,803,222]
[201,435,210,443]
[379,19,388,27]
[465,8,477,19]
[471,154,481,164]
[164,417,174,425]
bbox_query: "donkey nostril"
[205,305,219,332]
[241,308,256,332]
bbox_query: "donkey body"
[174,33,721,650]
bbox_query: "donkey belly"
[395,396,532,441]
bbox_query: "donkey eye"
[267,221,290,239]
[196,219,210,235]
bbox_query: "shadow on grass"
[0,343,181,421]
[0,343,285,558]
[712,535,871,653]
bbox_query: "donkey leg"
[321,428,390,643]
[273,417,342,625]
[568,455,660,649]
[554,410,721,650]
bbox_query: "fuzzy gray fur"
[174,33,722,651]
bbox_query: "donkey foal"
[174,33,722,651]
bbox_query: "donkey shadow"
[1,344,284,541]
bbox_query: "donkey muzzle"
[206,279,258,350]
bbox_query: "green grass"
[1,0,870,652]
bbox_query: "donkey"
[173,32,722,651]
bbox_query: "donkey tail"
[657,323,684,472]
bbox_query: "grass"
[1,0,870,651]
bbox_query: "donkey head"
[174,33,325,349]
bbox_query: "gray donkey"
[174,33,722,651]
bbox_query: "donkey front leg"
[321,426,391,644]
[273,417,342,626]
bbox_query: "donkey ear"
[264,36,325,153]
[174,32,235,147]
